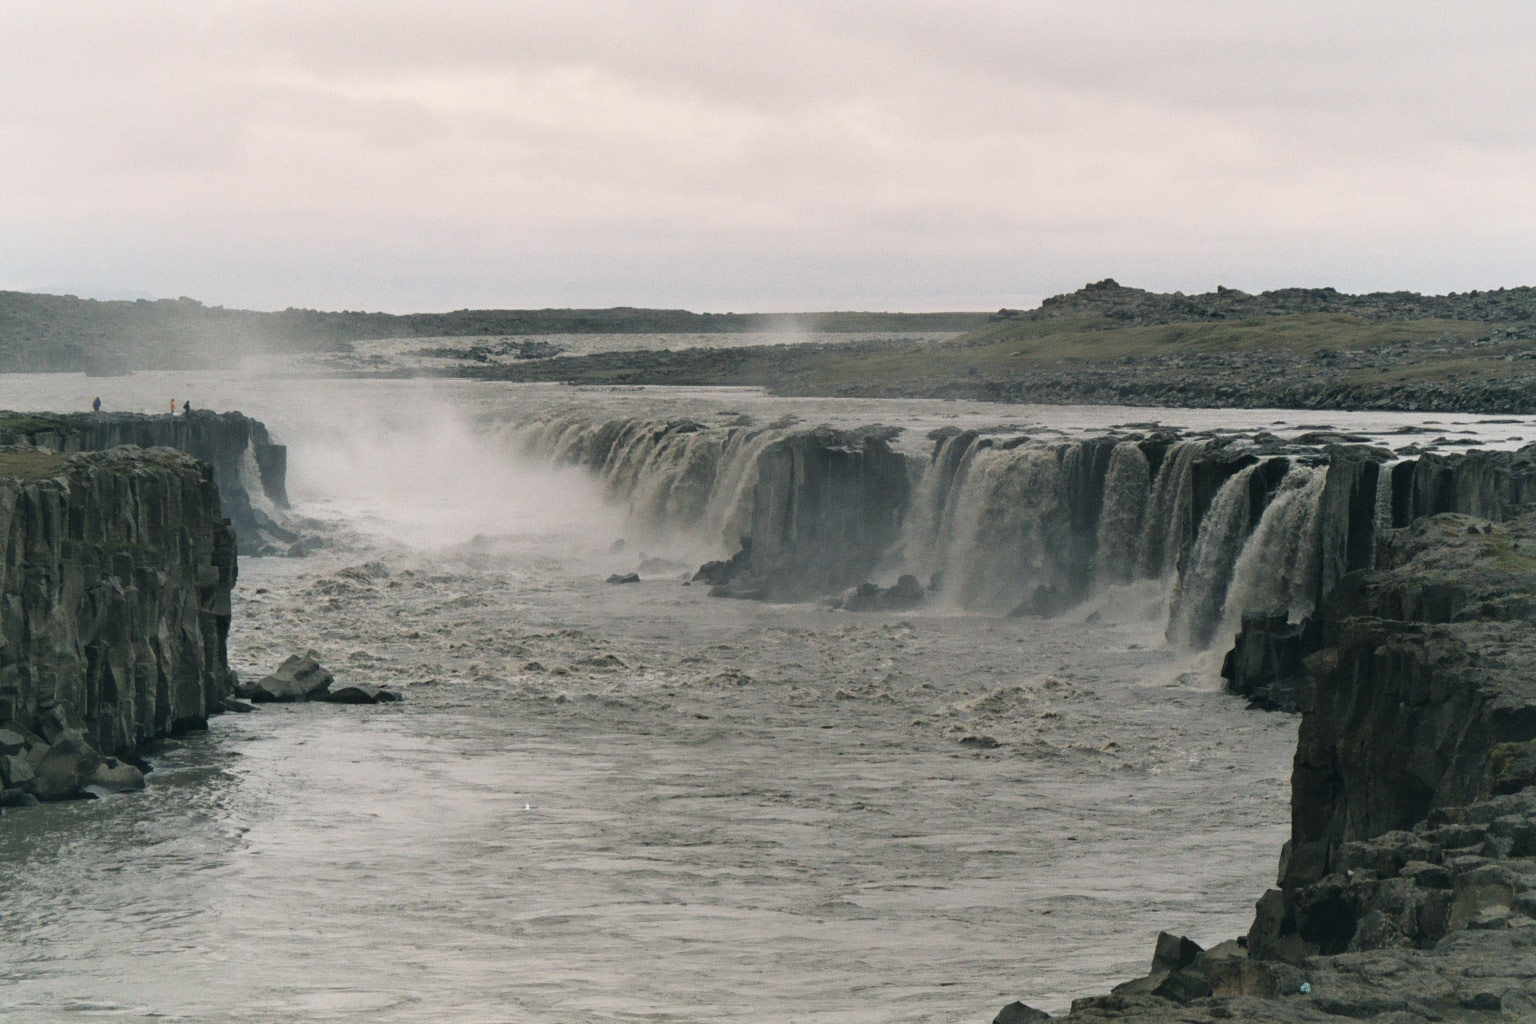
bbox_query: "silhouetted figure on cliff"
[92,397,101,412]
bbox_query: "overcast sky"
[3,2,1535,312]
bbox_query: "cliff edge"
[0,410,291,555]
[0,446,236,804]
[1039,512,1536,1021]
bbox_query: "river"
[0,368,1532,1021]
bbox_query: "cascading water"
[500,415,797,555]
[1166,464,1260,648]
[938,442,1072,611]
[505,414,1387,659]
[1217,464,1329,643]
[1369,458,1403,568]
[1095,441,1151,585]
[1139,439,1208,580]
[240,440,282,525]
[900,431,981,584]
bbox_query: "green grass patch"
[0,413,74,438]
[1478,537,1536,573]
[0,450,68,480]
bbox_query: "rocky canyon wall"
[0,410,290,554]
[0,447,237,802]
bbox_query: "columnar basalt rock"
[738,426,911,600]
[0,447,236,801]
[1037,513,1536,1021]
[0,410,290,554]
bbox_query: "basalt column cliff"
[0,410,292,555]
[0,446,238,803]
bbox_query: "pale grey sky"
[3,2,1534,312]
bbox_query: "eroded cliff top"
[0,444,207,480]
[1331,512,1536,625]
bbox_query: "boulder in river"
[841,574,925,612]
[242,650,335,702]
[87,759,146,793]
[606,572,640,584]
[324,686,379,705]
[991,1002,1050,1024]
[2,753,34,788]
[31,737,102,801]
[693,537,754,586]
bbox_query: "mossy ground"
[0,413,74,438]
[0,449,68,479]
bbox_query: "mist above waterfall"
[280,390,622,551]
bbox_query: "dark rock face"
[992,1001,1052,1024]
[1026,511,1536,1021]
[740,426,910,600]
[1276,514,1536,893]
[0,447,236,800]
[1221,444,1536,707]
[1229,513,1536,1016]
[1402,447,1536,524]
[1221,614,1321,712]
[686,427,910,602]
[0,410,290,555]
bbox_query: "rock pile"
[1012,279,1536,327]
[235,650,401,705]
[0,712,146,805]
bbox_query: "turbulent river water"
[2,370,1535,1022]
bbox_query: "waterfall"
[1369,459,1401,568]
[1138,439,1208,580]
[497,415,806,555]
[938,442,1071,611]
[239,441,282,525]
[1217,464,1329,644]
[503,412,1380,658]
[1166,464,1260,648]
[900,432,981,584]
[1095,441,1151,585]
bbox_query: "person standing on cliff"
[169,399,176,414]
[183,400,192,414]
[91,397,101,412]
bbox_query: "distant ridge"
[995,278,1536,326]
[0,290,989,372]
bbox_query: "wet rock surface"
[837,574,926,612]
[240,650,336,702]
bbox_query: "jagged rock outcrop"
[1032,513,1536,1020]
[0,410,291,554]
[1223,442,1536,706]
[666,427,910,600]
[1265,514,1536,922]
[0,447,236,802]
